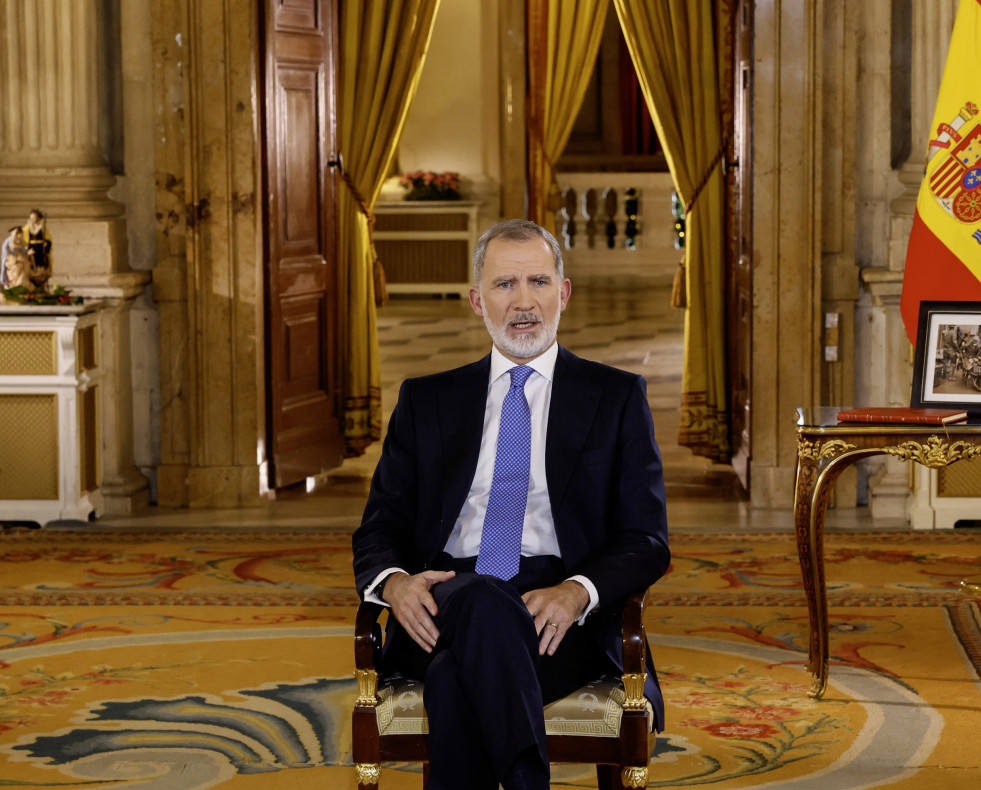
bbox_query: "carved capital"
[622,766,649,788]
[798,437,856,461]
[354,669,379,707]
[355,763,381,785]
[881,436,981,468]
[621,672,647,711]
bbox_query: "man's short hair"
[472,219,564,285]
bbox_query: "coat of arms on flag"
[928,102,981,224]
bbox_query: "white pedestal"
[909,464,981,529]
[0,304,106,524]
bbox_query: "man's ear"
[469,286,484,317]
[559,278,572,311]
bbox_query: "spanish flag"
[900,0,981,342]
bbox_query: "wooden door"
[260,0,344,489]
[727,0,753,490]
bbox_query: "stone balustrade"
[553,172,679,269]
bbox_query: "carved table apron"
[794,407,981,698]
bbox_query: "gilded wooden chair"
[353,588,655,789]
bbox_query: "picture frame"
[911,300,981,415]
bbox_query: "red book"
[836,407,969,425]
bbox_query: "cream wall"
[395,0,502,226]
[398,0,490,177]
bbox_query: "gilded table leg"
[793,450,829,698]
[795,437,870,698]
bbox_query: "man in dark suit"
[353,219,670,790]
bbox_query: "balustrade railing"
[553,172,677,266]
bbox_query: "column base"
[867,458,910,524]
[157,464,265,509]
[94,469,152,517]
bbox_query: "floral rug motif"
[1,528,980,789]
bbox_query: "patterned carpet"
[1,528,980,789]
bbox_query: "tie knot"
[509,366,533,390]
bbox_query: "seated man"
[352,219,671,790]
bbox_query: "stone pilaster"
[863,0,958,526]
[152,0,264,508]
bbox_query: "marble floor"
[98,261,877,533]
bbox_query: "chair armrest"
[355,600,386,672]
[620,587,648,675]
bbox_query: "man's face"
[468,237,571,364]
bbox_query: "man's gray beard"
[483,308,561,360]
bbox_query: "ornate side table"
[794,407,981,698]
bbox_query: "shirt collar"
[489,342,559,385]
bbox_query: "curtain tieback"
[332,159,376,231]
[674,132,731,311]
[333,156,387,304]
[683,132,731,216]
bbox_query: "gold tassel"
[671,260,686,308]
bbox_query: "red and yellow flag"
[900,0,981,342]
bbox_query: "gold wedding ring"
[547,622,558,629]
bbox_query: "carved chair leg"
[596,764,625,790]
[356,762,381,788]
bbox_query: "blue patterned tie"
[475,366,533,580]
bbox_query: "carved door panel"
[261,0,343,488]
[728,0,753,490]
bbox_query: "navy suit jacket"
[353,345,671,728]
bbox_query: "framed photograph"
[911,300,981,414]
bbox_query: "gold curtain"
[527,0,610,231]
[337,0,440,456]
[614,0,730,461]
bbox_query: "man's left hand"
[522,580,590,656]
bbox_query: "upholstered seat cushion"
[375,675,653,737]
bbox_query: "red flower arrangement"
[399,170,462,201]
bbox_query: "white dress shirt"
[365,342,599,621]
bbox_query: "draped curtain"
[613,0,730,461]
[337,0,440,456]
[526,0,610,231]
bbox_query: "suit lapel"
[436,355,491,544]
[546,347,601,514]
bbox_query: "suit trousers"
[382,554,617,790]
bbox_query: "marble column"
[0,0,128,261]
[862,0,958,524]
[0,0,150,515]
